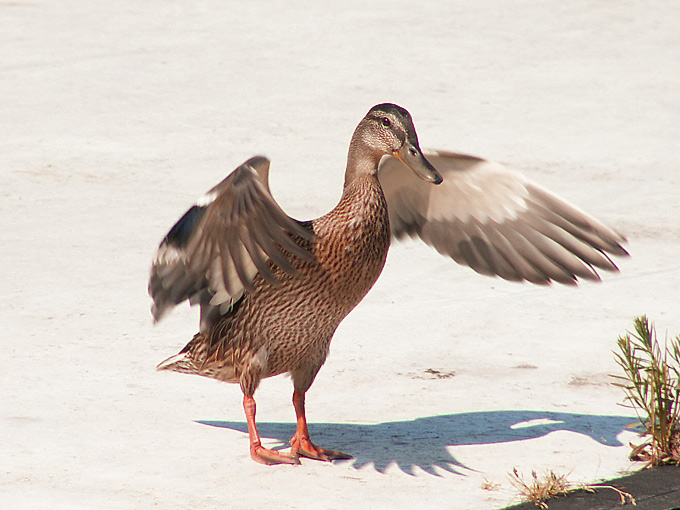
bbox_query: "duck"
[149,103,628,465]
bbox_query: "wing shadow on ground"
[198,410,637,475]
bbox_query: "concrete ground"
[2,1,679,508]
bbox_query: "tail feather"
[156,353,201,374]
[157,334,238,382]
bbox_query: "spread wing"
[379,150,629,285]
[149,156,313,330]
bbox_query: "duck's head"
[349,103,443,185]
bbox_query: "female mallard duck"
[149,103,628,465]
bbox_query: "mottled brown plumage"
[160,175,391,396]
[151,104,442,464]
[149,103,628,465]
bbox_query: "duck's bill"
[393,143,443,184]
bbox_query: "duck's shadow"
[198,410,638,475]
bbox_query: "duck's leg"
[243,395,300,465]
[289,390,352,461]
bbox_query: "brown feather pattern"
[149,107,628,456]
[156,175,390,396]
[379,150,628,285]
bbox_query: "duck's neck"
[343,137,382,189]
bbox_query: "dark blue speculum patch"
[163,205,206,248]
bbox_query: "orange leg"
[243,396,299,465]
[289,390,352,461]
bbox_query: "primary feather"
[379,150,627,285]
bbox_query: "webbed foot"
[289,433,352,461]
[250,442,300,465]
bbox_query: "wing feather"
[149,156,314,329]
[379,150,628,284]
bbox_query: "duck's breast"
[312,175,391,312]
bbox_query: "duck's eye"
[381,117,391,128]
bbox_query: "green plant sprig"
[611,315,680,466]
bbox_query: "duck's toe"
[289,434,352,461]
[250,444,301,465]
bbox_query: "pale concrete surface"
[2,1,679,508]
